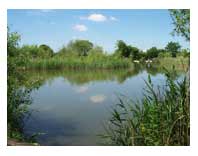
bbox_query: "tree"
[146,47,159,59]
[7,30,32,139]
[169,9,190,41]
[115,40,140,59]
[177,48,190,57]
[38,44,54,58]
[138,51,146,60]
[68,40,93,56]
[89,46,104,55]
[116,40,131,58]
[165,42,181,57]
[20,45,39,58]
[7,28,20,57]
[128,46,140,60]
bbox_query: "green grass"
[154,57,189,71]
[102,68,190,146]
[23,56,131,70]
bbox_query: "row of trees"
[10,39,104,59]
[11,38,189,61]
[8,29,54,59]
[114,40,189,60]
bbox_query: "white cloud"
[73,24,87,32]
[89,95,106,103]
[80,14,118,22]
[110,16,118,21]
[87,14,107,22]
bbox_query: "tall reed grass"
[24,56,131,70]
[154,57,189,71]
[102,68,190,146]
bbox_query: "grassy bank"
[102,68,190,146]
[22,56,131,70]
[19,55,189,71]
[153,57,189,71]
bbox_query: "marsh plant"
[102,68,190,146]
[24,56,131,70]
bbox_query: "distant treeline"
[8,29,189,70]
[10,37,189,61]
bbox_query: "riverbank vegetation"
[7,29,37,144]
[10,36,189,70]
[102,68,190,145]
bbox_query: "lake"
[22,65,183,145]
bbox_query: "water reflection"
[74,86,89,93]
[21,64,185,145]
[21,64,179,90]
[89,95,106,103]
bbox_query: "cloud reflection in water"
[89,95,106,103]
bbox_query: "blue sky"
[8,9,189,53]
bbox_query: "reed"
[102,68,190,146]
[154,57,189,71]
[24,56,131,70]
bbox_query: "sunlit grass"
[24,56,131,70]
[154,57,189,71]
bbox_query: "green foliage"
[24,55,131,70]
[8,30,32,141]
[56,45,78,57]
[158,52,172,58]
[20,45,39,58]
[129,46,140,60]
[7,28,20,57]
[115,40,140,60]
[169,9,190,41]
[102,69,190,146]
[88,46,104,56]
[19,44,54,59]
[165,42,181,57]
[116,40,131,58]
[38,44,54,58]
[153,57,189,72]
[177,49,190,58]
[146,47,159,59]
[67,40,94,56]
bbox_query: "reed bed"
[24,56,131,70]
[154,57,189,71]
[102,68,190,146]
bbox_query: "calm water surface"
[23,66,183,145]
